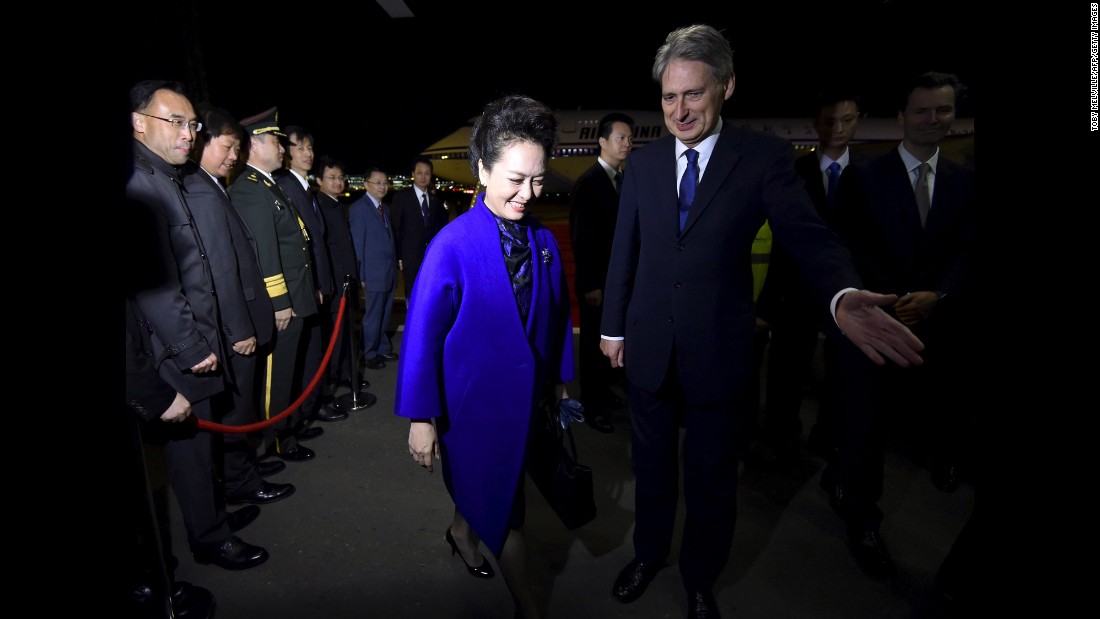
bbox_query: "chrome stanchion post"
[334,275,377,411]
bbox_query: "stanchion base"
[333,390,378,411]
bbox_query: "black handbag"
[528,398,597,530]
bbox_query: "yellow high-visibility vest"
[751,222,772,302]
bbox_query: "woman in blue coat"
[395,95,573,619]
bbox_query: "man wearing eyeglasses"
[314,155,367,395]
[228,107,320,464]
[126,80,268,573]
[348,167,399,371]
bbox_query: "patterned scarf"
[494,214,532,326]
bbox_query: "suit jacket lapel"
[681,127,743,237]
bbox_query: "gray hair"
[651,25,734,85]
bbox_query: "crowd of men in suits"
[124,81,452,617]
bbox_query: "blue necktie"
[679,148,698,232]
[826,161,841,207]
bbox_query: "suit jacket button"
[673,282,681,288]
[676,244,685,251]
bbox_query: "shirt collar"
[818,147,851,172]
[898,142,940,175]
[674,117,722,163]
[596,156,620,183]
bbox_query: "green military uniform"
[229,110,316,456]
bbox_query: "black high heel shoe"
[445,527,494,578]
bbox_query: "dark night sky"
[126,0,977,175]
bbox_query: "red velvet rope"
[195,293,347,433]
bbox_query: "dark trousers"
[214,351,262,495]
[361,286,395,360]
[832,324,962,530]
[145,397,230,548]
[578,299,621,406]
[761,313,822,443]
[628,349,742,592]
[262,315,305,453]
[297,311,326,421]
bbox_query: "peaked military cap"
[240,107,286,137]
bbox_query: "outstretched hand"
[836,290,925,367]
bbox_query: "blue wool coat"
[394,195,573,555]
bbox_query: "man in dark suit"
[184,103,296,506]
[569,112,635,433]
[753,91,862,463]
[314,155,362,390]
[599,26,924,618]
[127,80,268,572]
[349,167,399,370]
[229,108,320,463]
[825,71,975,575]
[275,126,347,425]
[391,156,448,299]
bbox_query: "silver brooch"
[541,248,553,265]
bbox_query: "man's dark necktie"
[678,148,698,232]
[378,202,391,236]
[614,170,624,195]
[420,193,430,226]
[915,162,931,228]
[826,161,841,207]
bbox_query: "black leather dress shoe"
[170,582,216,619]
[365,357,386,370]
[687,590,720,619]
[277,445,316,462]
[227,505,261,532]
[295,426,324,441]
[848,526,896,577]
[380,352,399,361]
[313,406,349,422]
[613,558,661,603]
[586,414,614,433]
[256,459,286,478]
[193,535,268,571]
[227,481,296,505]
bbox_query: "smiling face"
[286,133,314,176]
[477,140,546,221]
[200,133,241,179]
[899,85,956,152]
[365,171,389,201]
[133,88,197,165]
[659,59,734,148]
[318,164,347,198]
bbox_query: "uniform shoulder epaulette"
[245,171,260,182]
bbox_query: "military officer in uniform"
[228,107,319,463]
